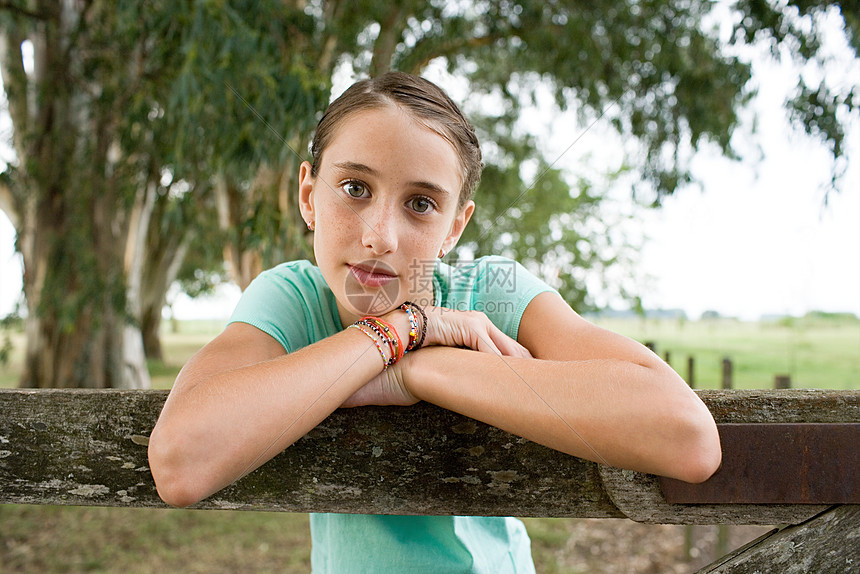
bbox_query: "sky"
[634,45,860,320]
[1,12,859,322]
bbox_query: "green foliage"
[732,0,859,190]
[165,0,329,178]
[451,1,754,199]
[1,0,858,385]
[0,309,21,367]
[459,115,629,310]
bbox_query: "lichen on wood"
[1,388,857,524]
[694,505,860,573]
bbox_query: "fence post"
[775,375,792,389]
[686,356,695,388]
[684,354,696,560]
[716,357,733,559]
[721,358,733,390]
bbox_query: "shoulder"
[242,260,332,303]
[470,255,557,303]
[436,255,557,339]
[229,260,338,352]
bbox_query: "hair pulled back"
[310,71,482,208]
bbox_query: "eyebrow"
[332,161,452,197]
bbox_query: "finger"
[472,330,504,355]
[469,314,531,358]
[487,327,532,358]
[470,323,529,358]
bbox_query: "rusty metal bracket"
[660,423,859,504]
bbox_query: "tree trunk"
[122,180,157,389]
[3,3,154,389]
[18,183,150,389]
[215,171,263,291]
[369,4,408,76]
[140,221,191,361]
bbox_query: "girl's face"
[299,104,475,326]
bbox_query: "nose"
[361,202,398,255]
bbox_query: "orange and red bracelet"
[362,316,403,364]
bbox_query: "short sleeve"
[473,256,557,340]
[228,261,340,353]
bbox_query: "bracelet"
[401,301,427,350]
[363,316,404,364]
[348,323,389,369]
[356,319,397,366]
[399,303,419,351]
[358,317,399,367]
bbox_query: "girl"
[148,71,721,573]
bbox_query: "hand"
[340,305,531,408]
[340,360,419,408]
[421,306,533,358]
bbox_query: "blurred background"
[1,1,858,572]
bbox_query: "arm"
[401,292,722,483]
[148,322,391,507]
[149,303,527,507]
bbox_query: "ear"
[298,161,316,226]
[440,200,475,256]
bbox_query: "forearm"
[405,347,721,482]
[149,327,382,506]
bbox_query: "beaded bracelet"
[362,316,404,364]
[401,301,427,350]
[348,323,389,369]
[356,318,397,366]
[399,303,419,351]
[355,319,397,367]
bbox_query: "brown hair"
[310,71,482,208]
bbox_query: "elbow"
[147,429,209,508]
[671,409,723,484]
[152,478,202,510]
[677,437,722,484]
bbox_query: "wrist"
[397,345,428,400]
[382,307,414,351]
[398,345,446,402]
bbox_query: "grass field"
[1,315,856,572]
[592,314,860,390]
[5,314,858,390]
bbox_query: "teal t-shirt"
[229,256,557,573]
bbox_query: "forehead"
[321,105,463,192]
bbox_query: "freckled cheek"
[318,200,362,236]
[404,229,442,260]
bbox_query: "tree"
[0,1,330,386]
[1,0,857,387]
[0,2,177,388]
[186,0,857,309]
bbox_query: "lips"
[348,263,398,288]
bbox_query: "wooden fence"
[645,342,795,390]
[0,388,857,573]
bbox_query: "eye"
[408,196,436,214]
[342,180,368,198]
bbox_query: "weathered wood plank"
[0,389,620,517]
[697,389,860,423]
[0,388,857,522]
[600,389,859,525]
[695,505,860,573]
